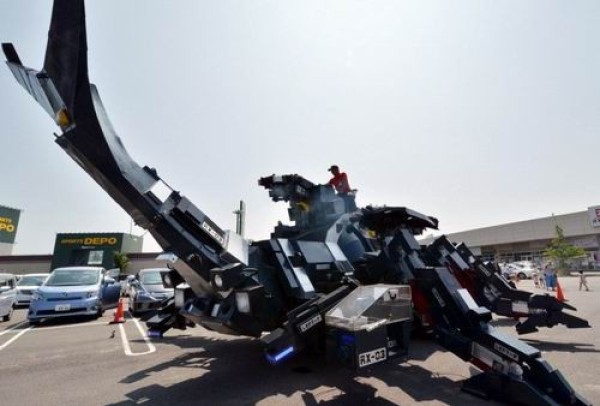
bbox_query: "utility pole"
[233,200,246,237]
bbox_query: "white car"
[15,273,49,306]
[503,261,537,280]
[0,274,17,322]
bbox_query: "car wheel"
[2,307,12,322]
[130,303,139,317]
[518,272,527,280]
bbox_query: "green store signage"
[0,206,21,244]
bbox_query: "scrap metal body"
[2,1,591,404]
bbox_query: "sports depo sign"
[0,205,21,244]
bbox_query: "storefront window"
[88,250,104,265]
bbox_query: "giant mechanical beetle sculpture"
[3,1,592,404]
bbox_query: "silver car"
[15,273,49,306]
[129,268,174,316]
[0,274,17,322]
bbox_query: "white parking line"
[119,317,156,357]
[0,326,33,351]
[0,321,28,337]
[1,314,156,356]
[0,319,107,351]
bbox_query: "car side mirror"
[104,277,116,285]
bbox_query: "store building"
[51,232,143,270]
[0,205,21,255]
[0,252,163,276]
[429,206,600,267]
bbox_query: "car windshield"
[18,275,47,286]
[0,275,13,287]
[140,272,163,285]
[45,270,100,286]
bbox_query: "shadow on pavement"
[29,315,100,328]
[109,333,492,406]
[521,339,600,354]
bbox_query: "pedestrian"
[578,270,590,291]
[544,263,556,292]
[532,267,541,289]
[538,266,546,289]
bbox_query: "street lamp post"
[233,200,246,237]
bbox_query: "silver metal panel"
[155,252,214,297]
[450,251,469,270]
[223,230,249,265]
[325,242,348,262]
[7,62,57,119]
[39,76,64,115]
[275,252,299,289]
[324,214,352,262]
[277,238,314,295]
[511,301,529,314]
[91,85,157,193]
[456,288,479,310]
[471,342,505,370]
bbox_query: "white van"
[504,262,537,280]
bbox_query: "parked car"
[0,274,17,322]
[129,268,174,316]
[501,261,537,280]
[28,266,122,325]
[15,273,49,306]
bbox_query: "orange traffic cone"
[556,280,566,302]
[110,298,126,324]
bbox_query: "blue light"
[340,333,355,345]
[266,345,295,364]
[147,330,163,338]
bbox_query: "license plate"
[55,304,71,312]
[358,347,387,368]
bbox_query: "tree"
[544,226,586,275]
[113,251,129,273]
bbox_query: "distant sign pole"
[0,205,21,244]
[233,200,246,237]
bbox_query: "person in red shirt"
[327,165,357,211]
[327,165,351,194]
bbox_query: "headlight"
[32,291,45,301]
[214,274,224,289]
[86,290,99,299]
[235,292,251,314]
[175,285,191,309]
[175,289,185,308]
[234,286,264,315]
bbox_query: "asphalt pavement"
[0,277,598,406]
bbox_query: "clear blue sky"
[1,0,599,254]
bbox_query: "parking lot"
[0,277,598,406]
